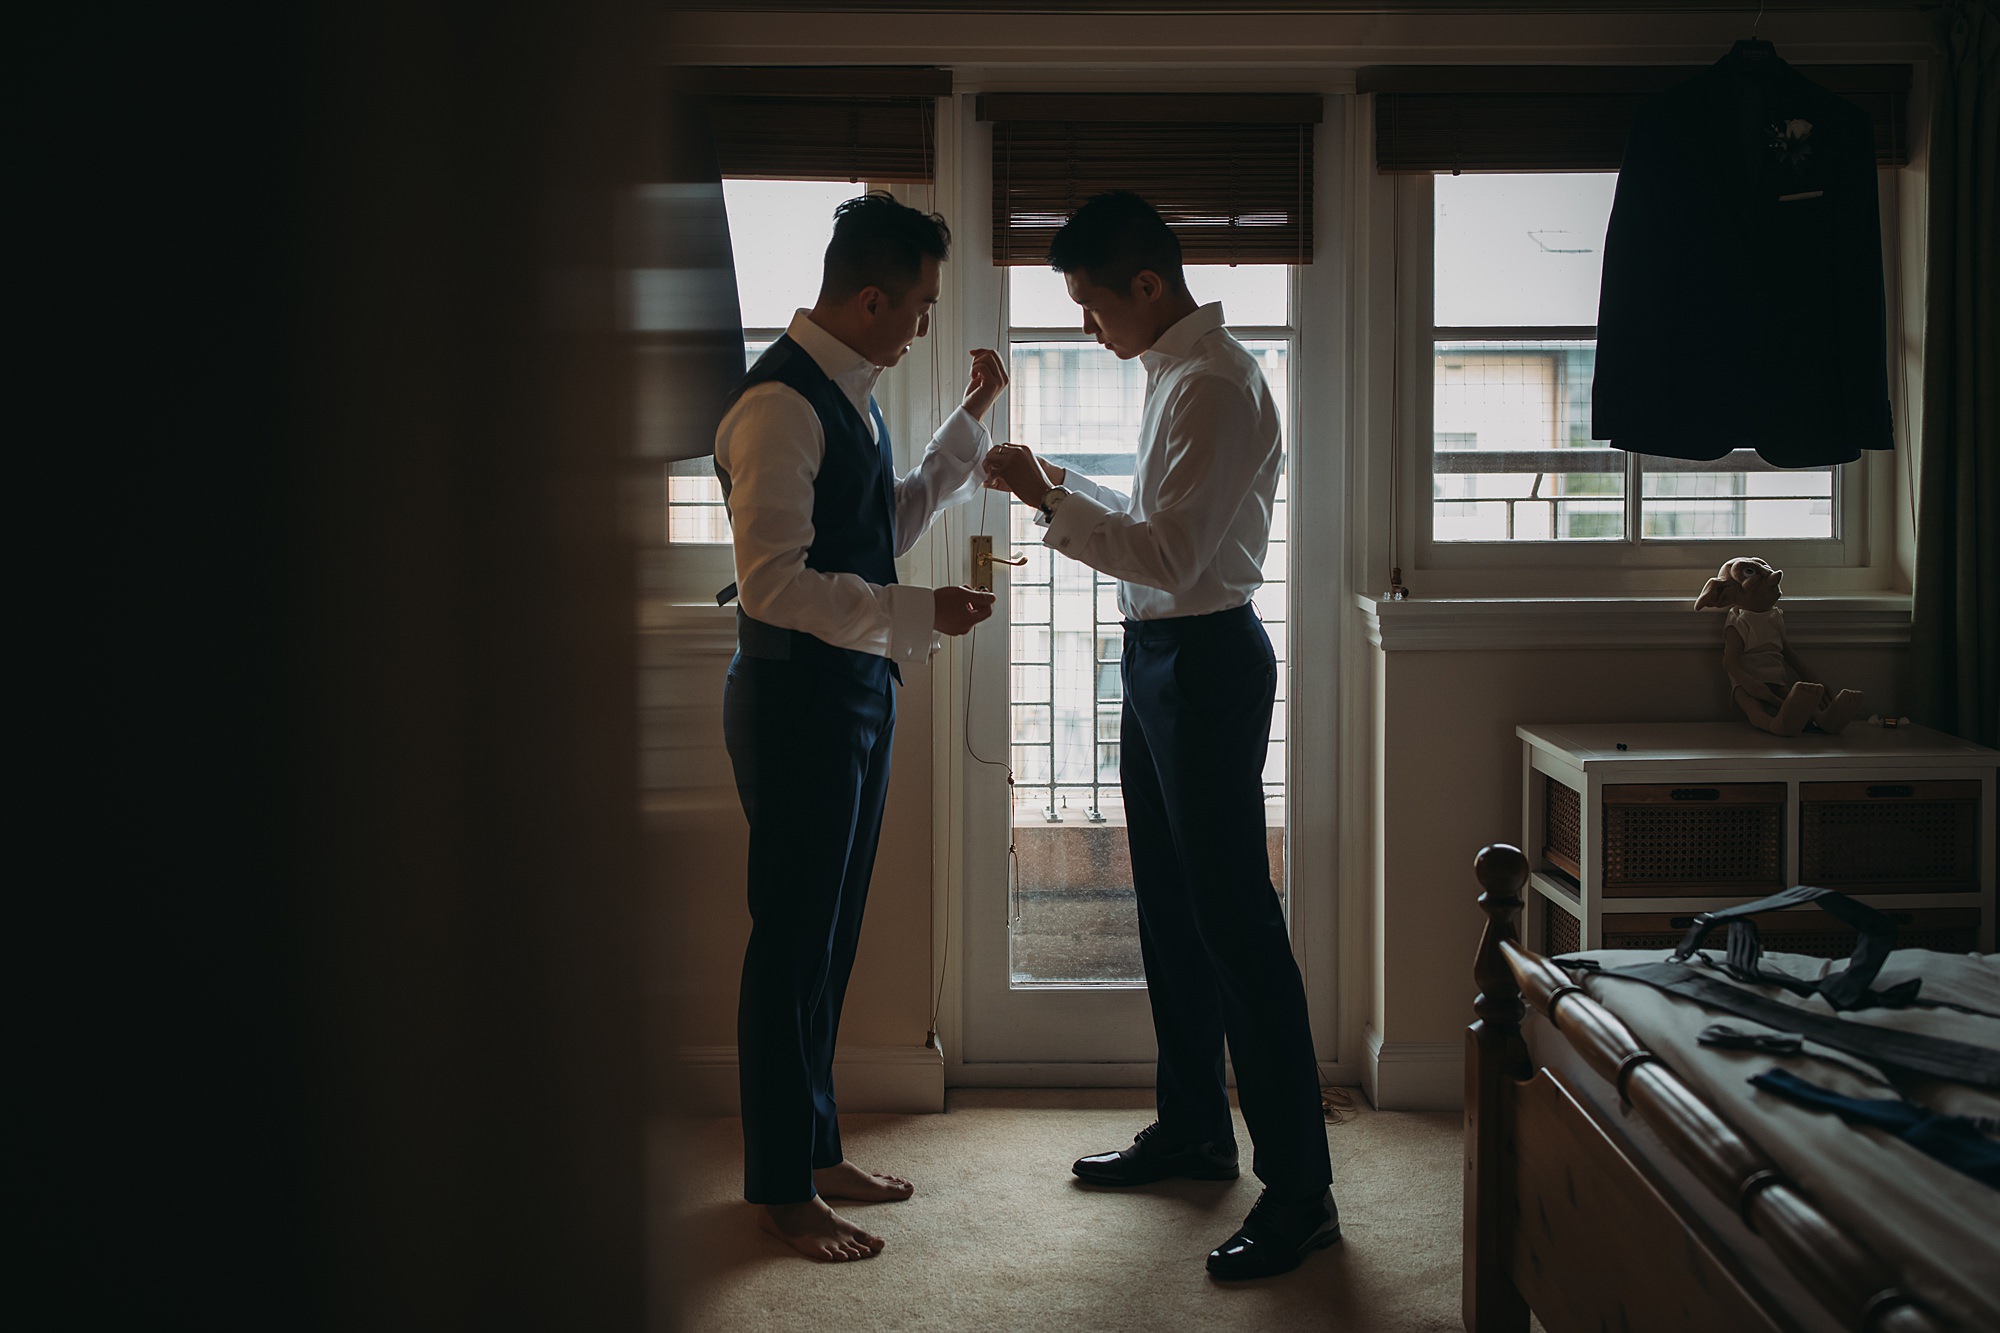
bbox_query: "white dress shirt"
[715,310,992,665]
[1041,302,1283,621]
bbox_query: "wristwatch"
[1034,485,1072,528]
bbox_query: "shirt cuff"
[1042,487,1105,555]
[884,583,934,666]
[1058,469,1114,507]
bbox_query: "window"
[1428,172,1841,550]
[666,178,867,545]
[1365,62,1909,593]
[1005,264,1293,983]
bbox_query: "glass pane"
[1245,340,1291,441]
[1261,537,1288,583]
[1008,341,1148,481]
[667,459,725,545]
[1010,662,1051,701]
[1015,541,1051,588]
[1196,265,1289,325]
[1252,582,1287,624]
[1264,740,1287,789]
[1433,340,1622,542]
[1007,327,1290,986]
[1095,580,1122,624]
[1012,624,1051,664]
[1642,455,1837,540]
[720,179,866,330]
[667,339,771,546]
[1010,263,1288,328]
[1435,173,1616,328]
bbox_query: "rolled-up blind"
[682,66,950,182]
[1364,64,1910,173]
[978,93,1322,265]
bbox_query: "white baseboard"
[665,1047,1365,1109]
[946,1059,1366,1091]
[1362,1027,1464,1111]
[667,1043,946,1116]
[948,1061,1158,1088]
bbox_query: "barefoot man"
[715,192,1004,1260]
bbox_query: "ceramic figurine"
[1693,556,1862,736]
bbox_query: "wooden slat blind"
[682,67,950,182]
[1364,65,1911,172]
[979,94,1322,266]
[708,96,936,181]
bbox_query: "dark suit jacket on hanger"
[1591,51,1893,467]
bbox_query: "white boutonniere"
[1767,118,1814,169]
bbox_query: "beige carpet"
[650,1088,1486,1332]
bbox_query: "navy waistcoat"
[718,334,900,676]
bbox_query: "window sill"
[1356,594,1912,653]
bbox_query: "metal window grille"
[1004,339,1291,830]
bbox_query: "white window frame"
[1394,170,1905,599]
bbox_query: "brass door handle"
[969,535,1025,591]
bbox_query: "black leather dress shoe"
[1205,1188,1341,1280]
[1071,1122,1239,1185]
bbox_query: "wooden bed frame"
[1462,843,1954,1333]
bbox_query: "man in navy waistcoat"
[714,192,1004,1262]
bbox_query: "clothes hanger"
[1727,0,1778,62]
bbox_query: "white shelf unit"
[1517,721,1998,957]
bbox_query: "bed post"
[1464,843,1530,1333]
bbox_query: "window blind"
[978,93,1322,266]
[681,67,950,182]
[1364,65,1910,173]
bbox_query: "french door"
[956,267,1297,1074]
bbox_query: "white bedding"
[1563,947,2000,1333]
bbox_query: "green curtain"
[1913,0,2000,747]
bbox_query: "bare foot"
[1813,688,1864,735]
[1767,682,1823,736]
[754,1197,886,1262]
[813,1160,915,1202]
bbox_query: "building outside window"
[1430,172,1839,549]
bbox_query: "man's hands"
[961,348,1010,422]
[981,441,1065,509]
[933,585,996,635]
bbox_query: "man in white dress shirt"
[984,192,1337,1280]
[715,192,1004,1262]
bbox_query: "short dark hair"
[819,191,951,303]
[1046,191,1186,295]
